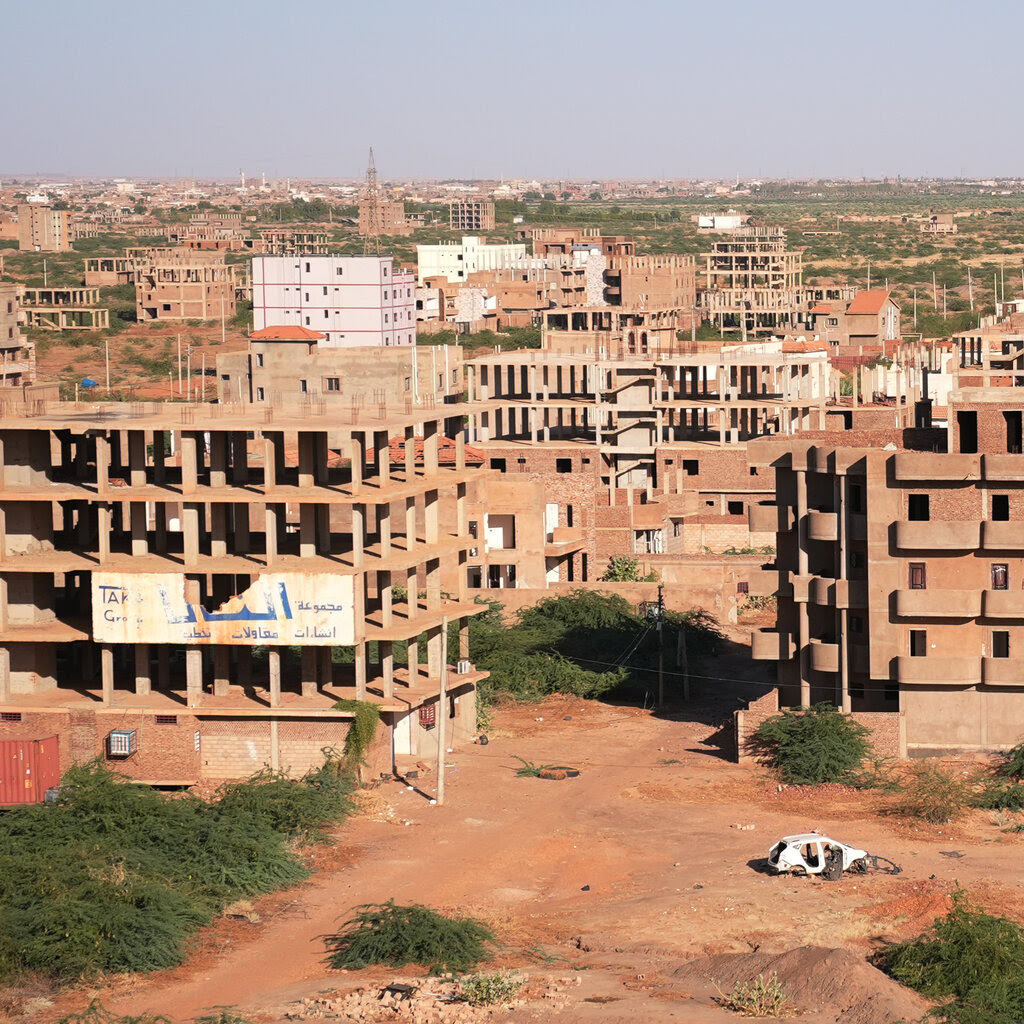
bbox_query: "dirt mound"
[673,945,928,1024]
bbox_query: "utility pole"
[201,351,206,402]
[220,293,226,347]
[436,615,449,805]
[968,268,974,312]
[186,346,192,401]
[43,259,47,287]
[656,583,665,707]
[105,338,110,392]
[177,333,182,395]
[677,623,690,701]
[363,147,381,256]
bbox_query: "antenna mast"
[363,147,381,254]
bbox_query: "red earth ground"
[22,671,1024,1024]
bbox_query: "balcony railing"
[895,589,982,618]
[895,655,981,685]
[894,520,980,551]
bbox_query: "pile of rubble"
[285,975,582,1022]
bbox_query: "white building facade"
[252,254,416,348]
[416,236,527,284]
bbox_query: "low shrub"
[713,972,793,1018]
[750,703,870,785]
[57,1002,173,1024]
[323,900,495,975]
[875,891,1024,1023]
[892,762,973,823]
[460,971,523,1006]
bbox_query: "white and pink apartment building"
[252,255,416,348]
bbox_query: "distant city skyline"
[6,0,1016,180]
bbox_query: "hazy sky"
[6,0,1017,180]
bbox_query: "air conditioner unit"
[107,728,137,758]
[457,659,472,675]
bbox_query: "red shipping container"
[0,737,60,806]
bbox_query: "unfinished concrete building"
[84,257,134,287]
[0,397,486,783]
[18,204,71,252]
[19,287,110,331]
[358,199,412,238]
[0,285,35,386]
[604,254,697,316]
[449,200,495,232]
[702,229,803,333]
[259,230,330,255]
[134,249,239,322]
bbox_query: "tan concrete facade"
[0,399,484,781]
[17,204,71,252]
[0,284,35,386]
[134,249,239,322]
[450,200,495,232]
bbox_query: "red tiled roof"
[249,325,326,341]
[782,339,828,353]
[369,436,485,466]
[809,304,832,315]
[846,290,893,315]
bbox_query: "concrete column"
[381,640,394,699]
[404,425,415,479]
[95,434,110,491]
[424,489,439,544]
[299,503,316,559]
[210,431,228,488]
[213,647,230,697]
[300,647,317,698]
[128,431,146,487]
[130,502,148,556]
[408,625,420,689]
[153,431,167,485]
[426,624,442,678]
[183,503,201,566]
[374,430,390,486]
[231,431,249,484]
[98,504,111,561]
[237,646,252,688]
[268,648,281,707]
[262,433,279,489]
[354,640,367,699]
[0,647,9,703]
[265,503,279,563]
[233,503,249,553]
[405,495,416,550]
[379,504,392,556]
[381,570,393,627]
[350,432,364,492]
[186,647,203,707]
[319,647,333,688]
[101,644,114,704]
[352,504,364,568]
[298,431,315,489]
[134,644,151,696]
[180,433,198,495]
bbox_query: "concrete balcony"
[982,521,1024,550]
[895,589,982,618]
[983,658,1024,686]
[895,520,980,551]
[982,454,1024,481]
[751,629,795,661]
[806,510,838,542]
[545,527,585,556]
[893,453,981,481]
[749,502,781,534]
[808,639,840,673]
[895,655,982,686]
[982,590,1024,619]
[809,577,868,608]
[791,574,813,603]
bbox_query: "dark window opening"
[908,494,930,521]
[727,500,744,516]
[909,562,927,589]
[155,714,178,725]
[910,629,927,657]
[851,616,863,632]
[556,458,572,474]
[489,458,506,472]
[993,494,1010,521]
[1006,411,1023,454]
[0,712,22,722]
[682,459,699,475]
[992,563,1009,590]
[737,581,749,594]
[849,483,864,513]
[884,684,900,702]
[993,631,1010,659]
[957,410,978,454]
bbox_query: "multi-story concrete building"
[450,200,495,232]
[0,284,35,386]
[604,254,697,314]
[252,255,415,348]
[0,397,485,782]
[702,228,803,334]
[217,326,464,411]
[19,287,110,331]
[84,256,134,287]
[18,204,71,252]
[806,289,901,348]
[134,249,239,322]
[359,199,412,237]
[747,371,1024,755]
[417,236,527,284]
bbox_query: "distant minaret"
[240,169,246,191]
[262,171,267,190]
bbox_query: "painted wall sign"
[92,572,355,646]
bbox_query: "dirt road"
[79,695,1024,1023]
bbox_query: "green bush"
[57,1002,174,1024]
[460,972,523,1006]
[750,703,870,785]
[892,762,973,823]
[324,900,495,974]
[599,555,658,582]
[876,891,1024,1023]
[0,760,355,983]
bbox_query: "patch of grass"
[749,702,870,785]
[56,1002,173,1024]
[511,756,555,778]
[892,762,973,824]
[459,971,524,1006]
[713,972,794,1018]
[875,891,1024,1023]
[323,900,495,975]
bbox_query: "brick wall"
[735,689,905,763]
[0,711,73,772]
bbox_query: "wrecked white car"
[766,833,869,880]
